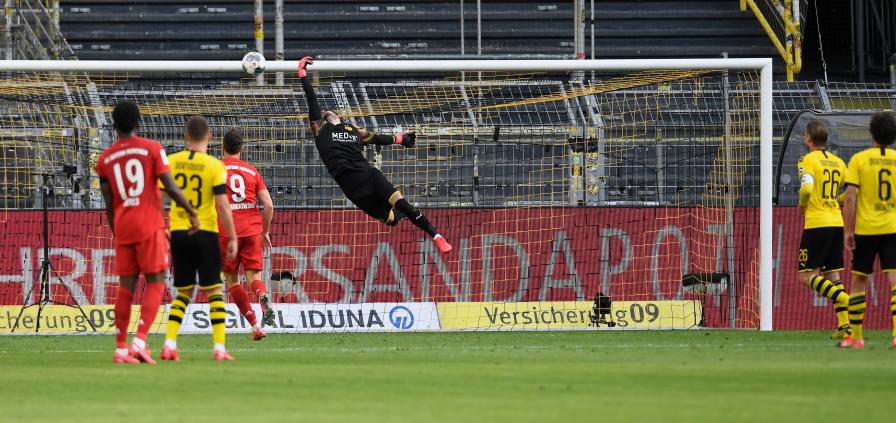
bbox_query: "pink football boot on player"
[252,326,267,341]
[433,234,452,253]
[129,345,157,365]
[213,350,235,361]
[113,351,141,364]
[160,345,180,362]
[838,336,865,349]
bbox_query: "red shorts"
[221,234,264,274]
[115,228,169,276]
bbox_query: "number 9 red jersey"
[95,136,170,245]
[221,157,267,238]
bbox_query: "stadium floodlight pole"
[459,0,464,55]
[0,57,775,330]
[590,0,595,59]
[474,3,481,61]
[253,0,264,85]
[3,0,12,60]
[275,0,284,86]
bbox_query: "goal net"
[0,59,772,334]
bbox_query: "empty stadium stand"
[59,0,776,61]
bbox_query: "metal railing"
[1,0,75,60]
[854,0,895,82]
[741,0,805,81]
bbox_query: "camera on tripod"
[12,163,94,333]
[588,292,616,328]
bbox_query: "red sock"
[136,282,165,342]
[230,284,257,326]
[250,279,267,297]
[114,287,134,349]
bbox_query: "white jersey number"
[230,174,247,203]
[112,158,145,205]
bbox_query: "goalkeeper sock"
[206,289,227,350]
[113,286,134,349]
[848,291,866,340]
[394,198,437,238]
[135,282,165,342]
[229,284,257,327]
[250,279,268,298]
[165,287,193,347]
[891,287,896,338]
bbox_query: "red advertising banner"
[0,208,889,330]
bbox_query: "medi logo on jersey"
[332,130,358,143]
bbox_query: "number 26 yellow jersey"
[798,149,846,229]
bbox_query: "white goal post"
[0,58,774,331]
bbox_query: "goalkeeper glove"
[395,131,416,148]
[298,56,314,78]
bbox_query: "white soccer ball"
[241,52,266,76]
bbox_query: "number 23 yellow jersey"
[164,150,227,233]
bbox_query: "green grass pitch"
[1,331,894,422]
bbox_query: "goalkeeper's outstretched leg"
[385,191,452,253]
[336,165,452,253]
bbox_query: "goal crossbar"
[0,57,774,331]
[0,58,772,73]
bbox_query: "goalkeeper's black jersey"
[301,76,393,177]
[314,122,371,177]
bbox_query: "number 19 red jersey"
[221,157,267,238]
[95,136,170,245]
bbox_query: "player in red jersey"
[219,129,275,340]
[96,100,199,364]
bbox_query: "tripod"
[12,173,95,333]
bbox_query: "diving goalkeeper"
[297,56,452,253]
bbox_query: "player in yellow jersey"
[796,120,851,339]
[159,115,239,361]
[840,111,896,349]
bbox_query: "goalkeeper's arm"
[297,56,322,130]
[359,129,417,148]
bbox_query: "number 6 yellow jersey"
[798,149,846,229]
[844,147,896,235]
[164,149,227,233]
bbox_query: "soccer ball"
[241,52,266,76]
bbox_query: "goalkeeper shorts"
[336,168,399,222]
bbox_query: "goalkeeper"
[297,56,452,253]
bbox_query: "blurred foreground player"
[840,111,896,349]
[97,100,199,364]
[219,129,276,340]
[297,56,452,253]
[796,120,851,339]
[161,116,239,361]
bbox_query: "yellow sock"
[166,288,193,344]
[206,289,226,348]
[848,291,866,340]
[831,280,850,328]
[891,287,896,338]
[808,276,850,327]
